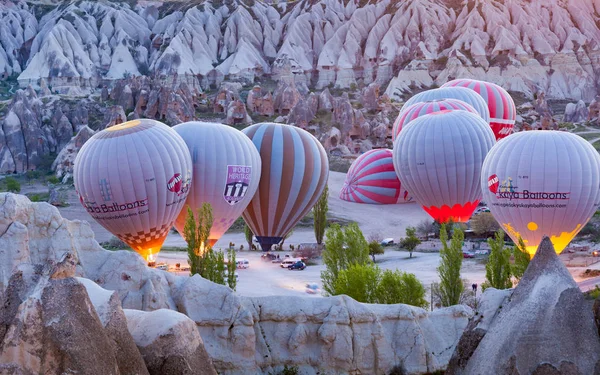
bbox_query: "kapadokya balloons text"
[340,149,412,204]
[442,79,516,140]
[74,119,192,260]
[392,99,477,141]
[402,87,491,124]
[393,110,496,223]
[242,123,329,251]
[481,131,600,257]
[172,121,261,247]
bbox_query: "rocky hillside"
[0,0,598,100]
[1,0,600,174]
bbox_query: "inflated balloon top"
[74,119,193,260]
[442,79,516,140]
[402,87,490,124]
[393,110,496,223]
[481,131,600,257]
[242,122,329,251]
[172,121,261,247]
[340,149,412,204]
[392,99,478,141]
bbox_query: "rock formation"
[563,100,589,123]
[0,192,473,374]
[52,126,96,183]
[447,237,600,375]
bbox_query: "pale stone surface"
[0,192,473,374]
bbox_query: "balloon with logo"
[74,119,192,261]
[242,123,329,251]
[442,79,516,140]
[392,99,478,141]
[172,121,261,247]
[393,110,495,223]
[481,131,600,257]
[402,87,490,124]
[340,149,412,204]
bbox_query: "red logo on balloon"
[488,174,499,194]
[167,173,183,193]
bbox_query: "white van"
[236,259,250,269]
[280,258,300,268]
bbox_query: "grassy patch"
[577,132,600,141]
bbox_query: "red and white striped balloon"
[340,149,412,204]
[392,99,478,141]
[442,79,516,140]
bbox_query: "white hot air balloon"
[74,119,193,261]
[172,121,262,247]
[481,131,600,257]
[393,110,496,223]
[402,87,491,124]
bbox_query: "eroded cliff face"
[0,192,473,375]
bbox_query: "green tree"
[184,204,236,289]
[333,262,380,303]
[4,177,20,193]
[400,227,421,258]
[368,240,384,262]
[512,236,531,282]
[437,224,465,307]
[313,184,329,244]
[483,230,512,290]
[376,269,428,308]
[416,220,439,240]
[321,223,370,296]
[227,248,237,291]
[244,222,254,250]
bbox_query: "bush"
[47,176,60,184]
[4,177,20,193]
[376,270,428,308]
[334,262,381,303]
[368,240,384,262]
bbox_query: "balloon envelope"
[392,99,478,141]
[242,123,329,251]
[393,110,496,223]
[172,122,262,247]
[402,87,490,124]
[442,79,516,140]
[340,149,412,204]
[74,119,193,260]
[481,131,600,257]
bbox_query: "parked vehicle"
[305,283,320,294]
[261,253,278,261]
[462,251,475,259]
[280,258,300,268]
[288,261,306,270]
[156,263,168,271]
[236,259,250,269]
[381,238,395,246]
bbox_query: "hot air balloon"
[172,121,261,247]
[340,149,412,204]
[442,79,516,140]
[402,87,490,124]
[74,119,192,261]
[392,99,478,141]
[481,131,600,257]
[242,123,329,251]
[393,110,495,223]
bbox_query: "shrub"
[47,176,60,184]
[4,177,20,193]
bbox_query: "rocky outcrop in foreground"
[0,192,472,374]
[447,237,600,375]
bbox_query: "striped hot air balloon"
[392,99,478,141]
[402,87,490,124]
[74,119,192,261]
[442,79,516,140]
[393,110,496,223]
[172,122,261,247]
[340,149,412,204]
[242,123,329,251]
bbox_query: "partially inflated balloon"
[442,79,516,140]
[481,131,600,257]
[74,119,192,260]
[402,87,490,124]
[172,121,261,246]
[242,123,329,251]
[392,99,478,141]
[340,149,412,204]
[393,110,495,223]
